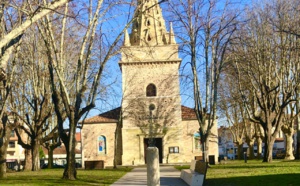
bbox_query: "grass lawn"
[176,160,300,186]
[3,160,300,186]
[1,167,132,186]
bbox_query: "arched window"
[98,135,106,154]
[146,84,156,97]
[194,133,201,150]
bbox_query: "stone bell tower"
[119,0,182,165]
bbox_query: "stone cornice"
[119,60,181,66]
[121,44,179,49]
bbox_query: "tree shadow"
[206,173,300,186]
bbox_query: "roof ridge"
[82,105,197,124]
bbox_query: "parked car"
[41,163,65,169]
[275,150,286,159]
[272,150,277,159]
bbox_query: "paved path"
[111,166,188,186]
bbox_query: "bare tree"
[42,114,61,169]
[0,113,18,178]
[37,0,134,180]
[0,0,71,175]
[167,0,240,162]
[267,0,300,160]
[8,27,54,171]
[281,103,296,160]
[244,122,257,159]
[0,0,71,73]
[0,47,18,178]
[220,81,264,160]
[231,0,300,162]
[219,74,246,159]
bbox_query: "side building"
[6,130,25,169]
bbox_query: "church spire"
[169,22,176,44]
[128,0,175,46]
[124,29,131,46]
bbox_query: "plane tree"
[9,27,55,171]
[219,74,246,160]
[0,46,19,178]
[0,0,72,176]
[0,0,72,72]
[36,0,136,180]
[230,0,300,162]
[167,0,241,162]
[267,0,300,160]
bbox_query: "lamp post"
[148,104,155,147]
[146,103,160,186]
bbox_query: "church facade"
[81,0,218,167]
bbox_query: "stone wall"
[181,120,219,163]
[81,122,120,167]
[121,62,182,128]
[82,119,218,166]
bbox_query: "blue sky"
[85,0,195,119]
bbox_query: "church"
[81,0,218,167]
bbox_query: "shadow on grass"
[215,165,290,169]
[213,160,299,169]
[206,173,300,186]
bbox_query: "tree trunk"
[0,157,6,179]
[284,128,295,160]
[32,142,40,171]
[257,137,263,159]
[113,122,119,169]
[48,147,54,168]
[248,143,254,160]
[201,133,209,163]
[62,120,77,180]
[297,129,300,159]
[296,94,300,159]
[237,143,243,160]
[24,149,32,171]
[0,126,11,178]
[263,133,275,162]
[296,113,300,159]
[246,138,255,159]
[0,140,8,178]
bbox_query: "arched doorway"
[144,138,163,164]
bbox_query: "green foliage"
[1,167,132,185]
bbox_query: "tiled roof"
[82,106,197,124]
[42,145,81,155]
[81,107,121,123]
[181,105,197,120]
[275,138,284,142]
[75,133,81,142]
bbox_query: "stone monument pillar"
[147,147,160,186]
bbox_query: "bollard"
[147,147,160,186]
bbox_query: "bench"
[84,160,104,169]
[180,160,208,186]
